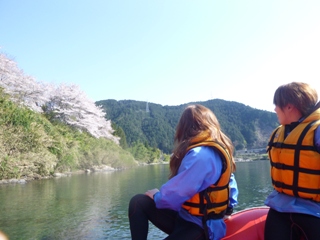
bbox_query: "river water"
[0,160,272,240]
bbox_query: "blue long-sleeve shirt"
[154,146,238,240]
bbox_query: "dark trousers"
[128,194,206,240]
[264,208,320,240]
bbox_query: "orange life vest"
[267,108,320,202]
[182,141,232,219]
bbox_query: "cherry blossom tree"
[0,53,48,112]
[44,83,119,142]
[0,53,119,143]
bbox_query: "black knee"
[129,194,146,206]
[128,194,150,214]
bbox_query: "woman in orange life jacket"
[264,82,320,240]
[128,104,238,240]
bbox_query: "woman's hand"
[145,188,159,199]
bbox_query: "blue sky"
[1,1,320,112]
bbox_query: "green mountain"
[97,99,279,154]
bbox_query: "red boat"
[222,206,269,240]
[223,206,310,240]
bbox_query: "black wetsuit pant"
[264,208,320,240]
[128,194,206,240]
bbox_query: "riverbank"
[235,152,268,162]
[0,153,268,185]
[0,164,119,185]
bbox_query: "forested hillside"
[97,99,279,153]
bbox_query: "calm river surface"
[0,160,272,240]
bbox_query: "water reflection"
[0,161,271,239]
[234,160,271,211]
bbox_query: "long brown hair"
[169,104,236,178]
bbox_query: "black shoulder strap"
[267,126,281,152]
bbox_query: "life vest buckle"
[274,142,283,148]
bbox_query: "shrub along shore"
[0,90,139,183]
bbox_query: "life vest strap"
[183,198,228,209]
[271,162,320,174]
[271,142,317,151]
[273,180,320,195]
[293,120,319,196]
[267,126,281,152]
[206,183,229,192]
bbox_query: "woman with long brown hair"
[128,104,238,240]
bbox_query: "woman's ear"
[286,104,294,111]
